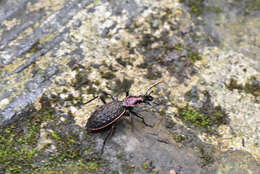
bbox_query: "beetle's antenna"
[145,81,162,95]
[148,90,153,95]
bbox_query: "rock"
[0,0,259,173]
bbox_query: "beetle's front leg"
[130,110,153,128]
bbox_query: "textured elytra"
[86,101,126,131]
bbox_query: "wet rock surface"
[0,0,260,173]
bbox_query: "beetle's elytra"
[85,82,161,156]
[86,100,126,131]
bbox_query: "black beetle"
[85,82,161,156]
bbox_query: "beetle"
[85,82,161,156]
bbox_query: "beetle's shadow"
[87,120,123,145]
[117,110,160,142]
[88,110,158,153]
[88,118,130,140]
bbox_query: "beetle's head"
[142,81,161,104]
[123,81,161,107]
[144,93,153,102]
[141,90,154,106]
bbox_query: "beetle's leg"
[129,111,135,132]
[100,96,106,104]
[126,91,129,97]
[124,110,135,132]
[130,110,153,128]
[84,96,98,105]
[100,124,116,157]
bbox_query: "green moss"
[47,132,82,165]
[180,107,209,129]
[0,104,55,173]
[0,92,106,173]
[37,160,100,173]
[86,161,99,172]
[179,104,227,133]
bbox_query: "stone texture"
[0,0,259,173]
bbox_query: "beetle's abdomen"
[86,101,125,131]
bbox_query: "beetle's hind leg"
[130,110,153,128]
[100,124,116,157]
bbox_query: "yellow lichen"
[2,18,20,30]
[27,0,66,13]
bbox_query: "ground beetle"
[85,82,161,156]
